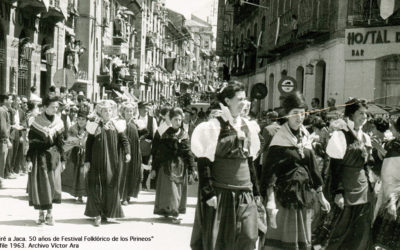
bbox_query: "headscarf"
[119,101,138,121]
[95,99,118,120]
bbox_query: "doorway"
[268,73,274,110]
[315,61,326,107]
[40,71,47,98]
[296,66,304,93]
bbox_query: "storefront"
[344,25,400,106]
[261,37,346,110]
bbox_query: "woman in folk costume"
[26,96,66,226]
[260,92,330,250]
[84,100,131,226]
[119,102,142,205]
[190,81,261,250]
[372,117,400,250]
[152,107,196,224]
[323,98,374,250]
[61,109,89,203]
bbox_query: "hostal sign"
[345,26,400,60]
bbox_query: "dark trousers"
[0,141,8,179]
[141,155,156,190]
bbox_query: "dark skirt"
[325,203,372,250]
[84,166,124,218]
[372,201,400,250]
[262,202,313,250]
[62,147,87,197]
[153,165,187,216]
[119,153,141,200]
[84,128,125,219]
[28,150,62,210]
[190,187,258,250]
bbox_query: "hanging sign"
[278,76,297,95]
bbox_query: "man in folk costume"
[136,101,158,190]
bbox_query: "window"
[254,23,258,40]
[261,16,266,44]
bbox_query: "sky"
[165,0,215,21]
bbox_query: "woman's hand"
[206,196,217,209]
[388,195,398,220]
[26,161,33,172]
[150,170,156,179]
[191,170,198,182]
[125,154,131,163]
[84,162,90,171]
[388,203,397,220]
[319,194,331,213]
[334,193,344,209]
[61,162,66,172]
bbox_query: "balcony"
[113,19,128,43]
[41,0,67,23]
[347,0,400,27]
[154,3,160,16]
[67,0,79,16]
[146,31,156,48]
[18,0,48,16]
[233,0,259,24]
[267,0,330,53]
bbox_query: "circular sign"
[250,83,268,100]
[278,76,297,95]
[53,68,76,89]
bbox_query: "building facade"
[0,0,70,97]
[217,0,400,111]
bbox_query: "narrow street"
[0,175,198,250]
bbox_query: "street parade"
[0,0,400,250]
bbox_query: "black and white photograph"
[0,0,400,249]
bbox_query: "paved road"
[0,175,199,250]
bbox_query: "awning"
[18,0,49,16]
[40,0,68,22]
[180,80,190,86]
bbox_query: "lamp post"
[24,43,35,61]
[45,48,56,66]
[305,63,314,75]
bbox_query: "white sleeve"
[245,119,261,159]
[190,119,221,162]
[326,130,347,159]
[152,117,158,136]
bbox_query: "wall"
[344,59,376,101]
[264,38,346,109]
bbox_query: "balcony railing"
[49,0,60,8]
[113,19,128,43]
[233,0,260,24]
[267,0,330,52]
[347,0,400,26]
